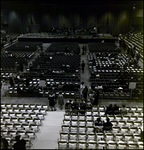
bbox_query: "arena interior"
[1,0,143,149]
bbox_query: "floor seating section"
[5,42,80,98]
[1,41,42,73]
[88,50,143,100]
[58,105,143,149]
[1,103,48,149]
[118,30,143,61]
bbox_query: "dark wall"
[1,1,143,35]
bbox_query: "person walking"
[82,86,88,102]
[57,91,64,110]
[81,60,85,73]
[93,89,99,106]
[80,82,85,98]
[48,90,56,111]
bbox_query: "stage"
[18,33,116,43]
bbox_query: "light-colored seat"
[77,141,87,149]
[87,134,95,141]
[58,140,68,149]
[68,140,77,149]
[87,140,97,149]
[69,133,77,140]
[60,132,69,140]
[115,133,124,141]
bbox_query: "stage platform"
[18,33,116,43]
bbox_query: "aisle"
[31,111,65,149]
[79,44,91,88]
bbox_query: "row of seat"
[58,138,143,149]
[5,41,42,51]
[1,103,48,149]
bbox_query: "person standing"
[57,91,64,110]
[81,60,85,73]
[48,90,56,111]
[13,135,26,150]
[82,86,88,102]
[9,74,14,87]
[1,136,9,150]
[80,82,85,98]
[93,89,99,106]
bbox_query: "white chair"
[60,132,69,140]
[115,133,124,141]
[87,126,94,134]
[112,126,121,133]
[107,141,117,149]
[86,121,94,127]
[118,120,126,127]
[97,140,107,149]
[127,141,138,149]
[121,126,129,134]
[68,140,77,149]
[78,133,87,141]
[87,140,97,149]
[58,140,68,149]
[105,133,115,141]
[70,125,78,133]
[78,126,86,134]
[77,141,87,149]
[87,134,95,141]
[79,121,86,127]
[62,125,70,132]
[124,134,133,142]
[117,141,128,149]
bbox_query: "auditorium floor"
[1,42,143,149]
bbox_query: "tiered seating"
[88,52,143,99]
[1,51,34,73]
[47,42,79,54]
[1,103,48,149]
[58,105,143,149]
[5,41,42,51]
[88,42,119,52]
[119,30,143,60]
[6,42,80,97]
[1,41,41,73]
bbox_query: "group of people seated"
[105,104,127,115]
[65,99,93,114]
[1,135,26,150]
[93,116,113,133]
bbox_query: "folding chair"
[60,132,69,140]
[58,140,68,149]
[117,141,128,149]
[105,133,115,141]
[107,141,117,149]
[69,133,77,141]
[87,134,96,141]
[77,141,87,149]
[87,141,97,149]
[68,140,77,149]
[115,133,124,141]
[78,126,86,134]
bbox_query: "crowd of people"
[1,135,26,150]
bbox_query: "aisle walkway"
[31,111,64,149]
[79,44,91,88]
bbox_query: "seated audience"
[113,104,120,114]
[94,117,103,126]
[103,117,113,131]
[79,101,86,114]
[13,135,26,150]
[105,104,113,115]
[1,135,9,150]
[119,104,127,115]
